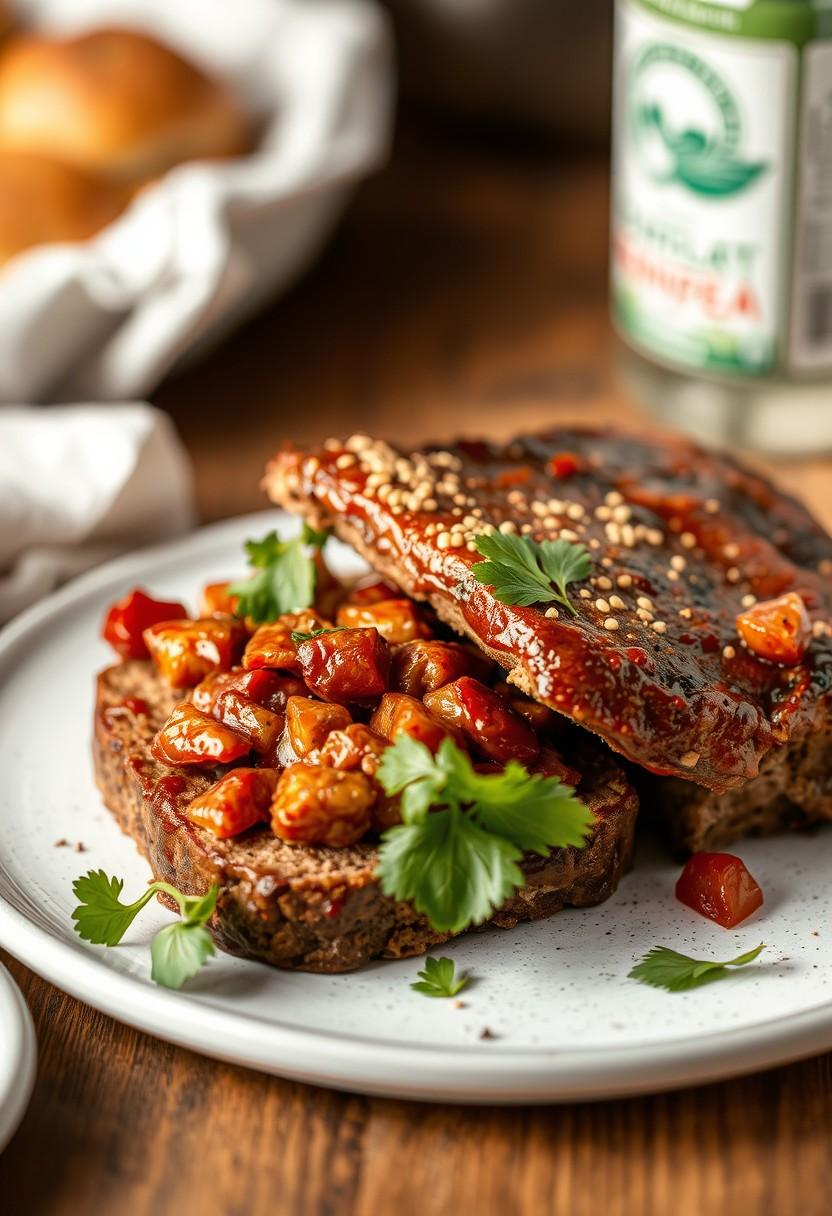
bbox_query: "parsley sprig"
[471,533,592,615]
[229,523,329,624]
[72,870,219,990]
[629,943,766,993]
[376,735,594,934]
[411,956,469,998]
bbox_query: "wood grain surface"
[2,122,831,1216]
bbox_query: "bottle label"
[789,40,832,373]
[612,0,800,377]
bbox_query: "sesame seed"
[579,589,592,599]
[609,595,626,610]
[667,570,679,582]
[726,566,740,583]
[637,596,653,610]
[722,645,736,659]
[670,555,687,572]
[601,557,613,569]
[705,498,719,513]
[612,504,632,524]
[646,528,664,546]
[651,621,667,634]
[437,533,451,550]
[335,453,356,469]
[680,750,700,768]
[621,524,636,547]
[498,520,516,534]
[543,515,559,530]
[741,593,757,608]
[637,608,654,623]
[605,491,624,507]
[605,522,622,545]
[466,541,478,551]
[680,532,696,549]
[566,503,585,521]
[532,501,547,517]
[596,575,613,591]
[547,499,565,514]
[595,598,611,613]
[616,573,633,588]
[678,607,693,619]
[560,528,579,542]
[545,607,559,619]
[812,620,829,638]
[449,532,465,547]
[595,505,612,522]
[423,498,437,512]
[722,543,740,560]
[603,617,620,631]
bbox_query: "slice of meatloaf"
[264,429,832,810]
[94,660,639,973]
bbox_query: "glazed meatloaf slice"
[264,428,832,842]
[94,660,639,973]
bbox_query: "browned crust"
[93,661,639,973]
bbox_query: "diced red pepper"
[151,702,251,766]
[736,592,811,666]
[423,677,539,764]
[243,611,332,674]
[102,588,188,661]
[191,668,306,715]
[143,616,247,689]
[212,689,284,755]
[297,627,391,703]
[392,640,491,698]
[271,764,374,846]
[188,768,278,838]
[675,852,764,928]
[336,599,431,645]
[283,696,352,758]
[370,692,457,753]
[200,581,239,617]
[547,451,582,479]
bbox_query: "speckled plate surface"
[1,512,831,1104]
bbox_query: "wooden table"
[2,123,831,1216]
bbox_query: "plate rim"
[0,962,37,1152]
[1,511,832,1103]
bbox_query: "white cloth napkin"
[0,0,392,403]
[0,405,194,623]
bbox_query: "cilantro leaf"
[378,807,524,934]
[376,735,594,933]
[411,956,469,998]
[71,870,219,990]
[471,532,592,615]
[151,922,216,989]
[290,626,346,644]
[629,943,766,993]
[229,527,329,624]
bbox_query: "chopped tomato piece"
[736,592,811,666]
[212,689,284,755]
[200,581,239,617]
[423,677,539,764]
[283,695,352,758]
[243,611,331,674]
[151,703,250,766]
[143,616,246,689]
[336,599,431,645]
[102,589,187,661]
[191,668,306,715]
[188,768,278,838]
[319,723,389,777]
[547,451,582,479]
[392,640,491,698]
[370,692,458,753]
[676,852,764,928]
[272,764,374,846]
[297,627,391,703]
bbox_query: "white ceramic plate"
[0,963,36,1152]
[1,512,832,1104]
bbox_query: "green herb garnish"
[628,943,766,993]
[471,533,592,615]
[411,956,469,999]
[229,523,329,624]
[290,625,347,644]
[72,870,219,990]
[376,735,593,934]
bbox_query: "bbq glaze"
[266,429,832,791]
